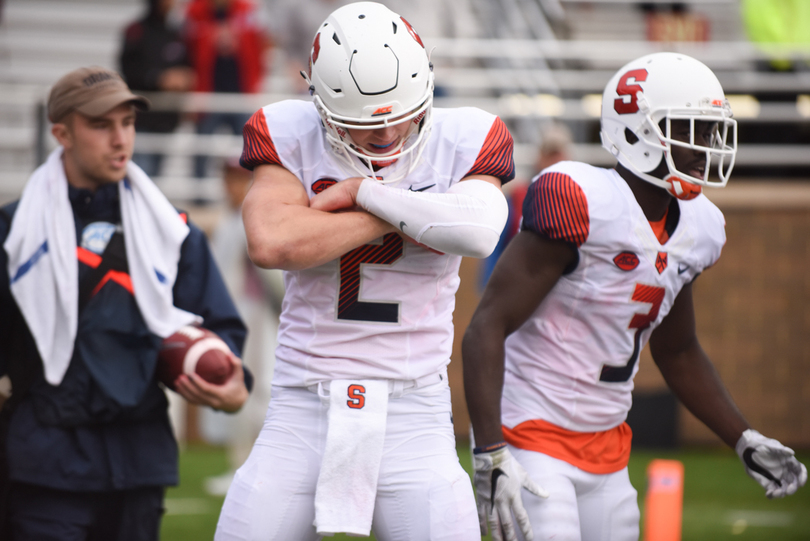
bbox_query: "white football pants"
[510,446,640,541]
[215,377,479,540]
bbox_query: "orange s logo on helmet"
[401,17,424,48]
[664,175,702,200]
[614,69,648,115]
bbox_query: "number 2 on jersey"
[338,233,404,323]
[600,283,665,382]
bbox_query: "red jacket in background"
[185,0,267,93]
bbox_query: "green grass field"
[162,443,810,540]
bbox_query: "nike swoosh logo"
[678,264,690,275]
[399,221,407,232]
[408,184,436,192]
[743,448,782,486]
[491,469,507,503]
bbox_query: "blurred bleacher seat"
[1,0,809,206]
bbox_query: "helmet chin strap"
[622,152,703,201]
[353,146,399,172]
[663,174,702,200]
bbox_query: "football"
[156,325,234,390]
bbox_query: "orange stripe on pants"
[643,459,684,541]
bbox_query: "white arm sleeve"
[356,178,509,258]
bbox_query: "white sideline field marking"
[165,498,212,515]
[725,510,793,535]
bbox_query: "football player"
[214,2,512,539]
[463,52,807,541]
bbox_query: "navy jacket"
[0,182,248,491]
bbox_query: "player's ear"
[51,112,76,148]
[51,122,73,148]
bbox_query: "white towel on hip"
[314,379,389,536]
[3,147,200,386]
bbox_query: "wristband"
[473,441,507,454]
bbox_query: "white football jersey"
[502,161,725,432]
[241,100,514,386]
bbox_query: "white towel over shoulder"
[3,147,200,386]
[314,379,389,536]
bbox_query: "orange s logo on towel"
[347,384,366,409]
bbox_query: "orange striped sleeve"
[464,117,515,183]
[522,171,589,247]
[240,108,281,170]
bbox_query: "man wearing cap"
[0,66,251,540]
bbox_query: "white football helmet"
[600,52,737,200]
[302,2,434,184]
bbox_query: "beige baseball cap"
[47,66,150,123]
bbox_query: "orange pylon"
[643,459,684,541]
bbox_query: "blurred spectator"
[480,121,573,288]
[639,3,710,43]
[266,0,351,94]
[384,0,480,43]
[267,0,480,96]
[381,0,481,96]
[534,121,573,173]
[739,0,810,177]
[120,0,195,177]
[741,0,810,72]
[201,159,284,495]
[184,0,271,179]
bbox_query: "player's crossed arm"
[310,175,509,259]
[242,164,395,270]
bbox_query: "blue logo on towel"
[11,240,48,284]
[81,222,118,255]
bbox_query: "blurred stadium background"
[1,0,808,538]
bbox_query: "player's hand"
[309,177,365,212]
[473,446,548,541]
[173,353,249,413]
[736,429,807,498]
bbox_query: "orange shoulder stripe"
[523,172,589,247]
[465,117,515,182]
[240,108,280,170]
